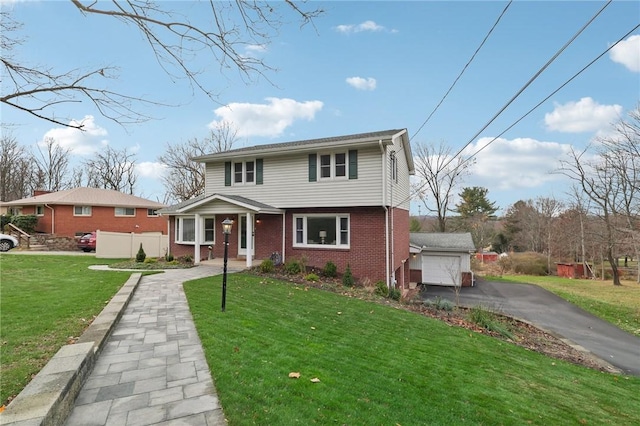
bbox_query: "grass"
[0,254,132,406]
[485,274,640,337]
[184,273,640,425]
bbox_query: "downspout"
[165,215,171,256]
[379,140,390,289]
[281,211,286,264]
[45,204,54,234]
[390,150,395,289]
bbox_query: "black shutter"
[256,159,263,185]
[308,154,317,182]
[224,161,231,186]
[348,150,358,179]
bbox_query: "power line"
[411,0,513,142]
[446,0,613,167]
[459,21,640,169]
[402,0,619,209]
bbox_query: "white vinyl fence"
[95,230,169,259]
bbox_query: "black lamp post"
[221,218,233,312]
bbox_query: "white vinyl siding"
[205,146,385,208]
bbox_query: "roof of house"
[410,232,476,253]
[159,193,282,215]
[192,129,414,171]
[2,188,167,208]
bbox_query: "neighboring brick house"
[3,188,168,238]
[160,129,415,288]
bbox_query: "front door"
[238,214,255,257]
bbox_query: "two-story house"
[161,129,414,288]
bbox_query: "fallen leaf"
[289,372,301,379]
[0,405,5,413]
[311,326,316,330]
[337,312,342,315]
[310,377,320,383]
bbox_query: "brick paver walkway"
[65,266,231,426]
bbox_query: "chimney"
[34,190,52,197]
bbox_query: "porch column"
[194,213,201,264]
[246,211,253,268]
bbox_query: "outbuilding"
[409,233,476,287]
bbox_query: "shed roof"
[410,232,476,253]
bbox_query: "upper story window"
[390,152,398,183]
[147,209,159,217]
[74,206,92,216]
[309,150,357,182]
[293,214,350,248]
[115,207,136,217]
[226,159,263,186]
[35,205,44,216]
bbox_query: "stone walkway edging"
[0,273,143,426]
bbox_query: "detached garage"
[409,233,475,287]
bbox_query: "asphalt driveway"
[421,279,640,376]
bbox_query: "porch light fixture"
[221,218,234,312]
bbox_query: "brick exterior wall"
[167,206,411,285]
[21,205,168,238]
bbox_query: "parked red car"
[77,232,97,252]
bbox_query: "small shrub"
[260,258,275,273]
[342,264,355,287]
[305,273,319,282]
[11,214,38,234]
[284,260,302,275]
[389,288,401,301]
[144,257,157,264]
[374,280,389,297]
[424,296,454,311]
[135,243,146,263]
[165,253,174,262]
[179,254,193,263]
[322,261,338,278]
[468,305,515,340]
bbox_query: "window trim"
[115,207,136,217]
[35,205,45,216]
[317,152,348,181]
[175,215,216,245]
[292,213,350,249]
[73,205,92,216]
[232,160,257,186]
[147,208,159,217]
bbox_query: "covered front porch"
[164,194,284,270]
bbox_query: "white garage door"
[421,255,461,286]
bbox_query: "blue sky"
[2,0,639,215]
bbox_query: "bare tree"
[412,142,472,232]
[83,146,137,194]
[535,196,563,275]
[32,137,72,192]
[0,134,34,201]
[159,121,238,202]
[560,147,623,285]
[1,2,321,129]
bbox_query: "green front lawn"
[185,274,640,425]
[0,254,132,406]
[485,274,640,336]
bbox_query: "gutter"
[379,140,390,289]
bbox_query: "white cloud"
[136,161,167,179]
[609,34,640,72]
[208,97,323,138]
[40,115,109,156]
[544,97,622,133]
[346,76,377,91]
[462,137,572,190]
[335,20,388,34]
[244,44,267,57]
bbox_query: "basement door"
[421,255,461,286]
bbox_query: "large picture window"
[293,214,350,248]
